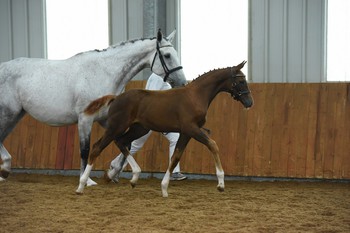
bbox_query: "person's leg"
[164,132,186,180]
[108,131,152,181]
[165,132,180,173]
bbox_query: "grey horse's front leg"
[0,143,11,181]
[78,118,97,186]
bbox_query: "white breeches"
[111,131,181,173]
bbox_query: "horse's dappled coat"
[0,30,187,184]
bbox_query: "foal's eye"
[164,53,171,59]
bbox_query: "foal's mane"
[190,67,230,83]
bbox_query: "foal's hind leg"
[161,134,191,197]
[0,108,25,180]
[111,124,150,187]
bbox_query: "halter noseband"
[151,42,183,82]
[230,68,250,101]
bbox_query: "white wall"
[0,0,327,83]
[109,0,180,80]
[249,0,327,82]
[0,0,46,63]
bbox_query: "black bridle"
[230,68,251,101]
[151,42,183,82]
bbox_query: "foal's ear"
[166,30,177,43]
[235,60,247,70]
[157,29,163,42]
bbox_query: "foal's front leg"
[191,129,225,192]
[117,144,141,187]
[206,139,225,192]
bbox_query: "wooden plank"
[251,84,268,176]
[63,125,76,170]
[24,116,37,168]
[40,124,52,168]
[18,116,31,168]
[332,84,346,178]
[314,84,328,178]
[260,84,276,176]
[48,127,59,169]
[323,84,338,178]
[235,108,249,176]
[292,84,309,178]
[279,83,293,177]
[340,83,350,178]
[32,119,44,168]
[269,84,287,177]
[243,84,259,176]
[71,126,81,170]
[305,84,319,178]
[55,127,67,169]
[286,84,298,177]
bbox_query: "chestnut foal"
[76,61,253,197]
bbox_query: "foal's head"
[227,61,253,108]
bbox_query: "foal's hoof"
[75,190,84,195]
[0,169,10,179]
[217,186,225,192]
[104,170,112,183]
[86,178,98,187]
[130,182,136,188]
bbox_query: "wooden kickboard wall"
[3,82,350,179]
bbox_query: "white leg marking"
[161,170,171,197]
[87,177,98,186]
[126,155,141,186]
[216,168,225,192]
[76,164,93,194]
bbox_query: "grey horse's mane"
[74,35,170,57]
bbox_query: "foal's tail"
[84,95,116,116]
